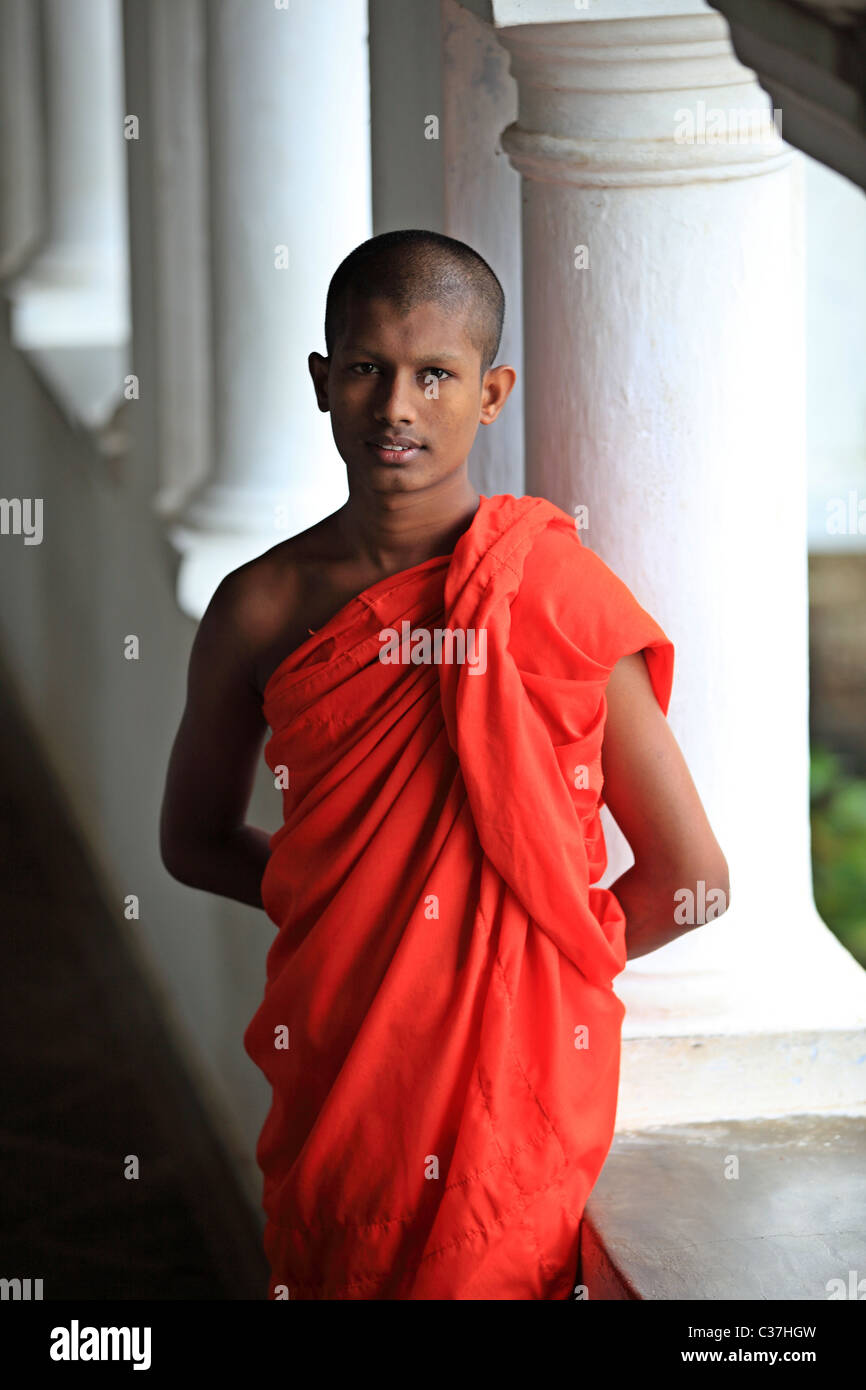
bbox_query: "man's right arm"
[159,568,273,909]
[601,650,730,957]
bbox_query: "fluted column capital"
[497,11,792,186]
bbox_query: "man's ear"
[309,352,330,412]
[479,364,517,426]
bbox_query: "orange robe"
[243,492,674,1299]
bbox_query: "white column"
[4,0,129,434]
[123,0,213,523]
[171,0,370,618]
[9,0,128,345]
[494,1,866,1124]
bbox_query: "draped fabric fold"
[243,492,674,1299]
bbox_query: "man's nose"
[375,371,418,423]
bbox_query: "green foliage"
[810,744,866,966]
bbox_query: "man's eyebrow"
[341,346,465,363]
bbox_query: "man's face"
[310,294,510,496]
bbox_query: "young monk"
[160,229,729,1300]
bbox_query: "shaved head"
[325,230,505,377]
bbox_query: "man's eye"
[350,363,450,380]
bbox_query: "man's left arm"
[600,651,730,959]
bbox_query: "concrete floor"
[0,669,269,1299]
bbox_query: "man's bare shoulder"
[205,511,352,696]
[217,513,341,617]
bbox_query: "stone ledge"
[579,1114,866,1299]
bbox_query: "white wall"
[0,330,279,1208]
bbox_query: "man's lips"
[368,435,421,448]
[366,437,425,462]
